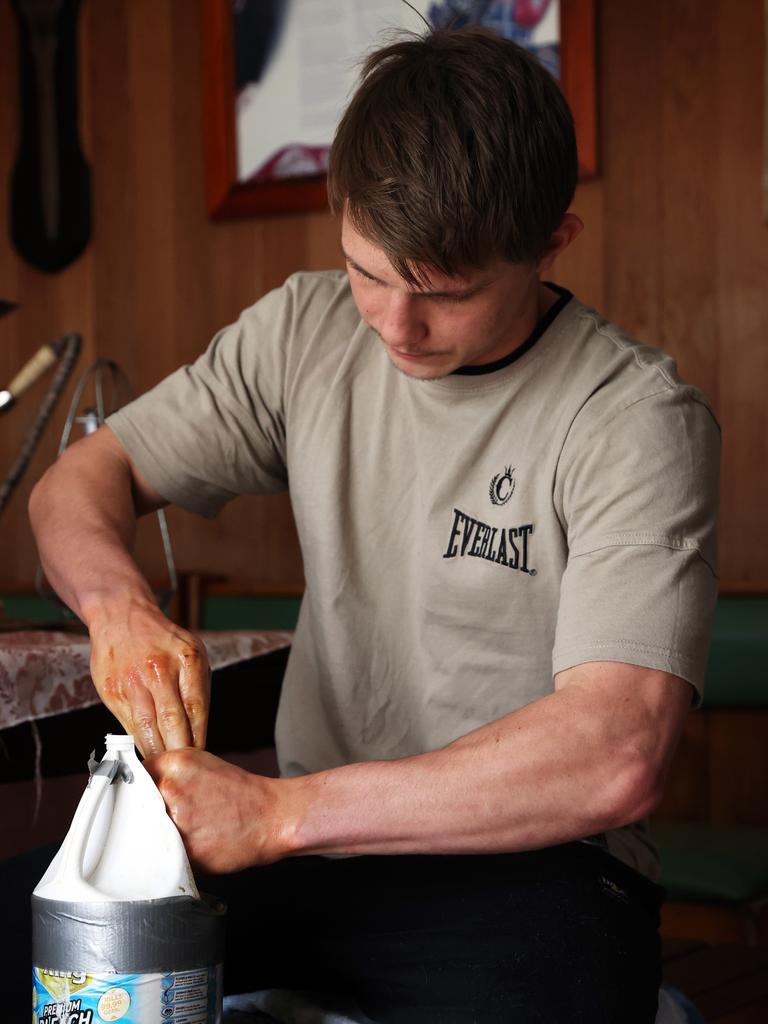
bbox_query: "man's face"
[341,215,541,380]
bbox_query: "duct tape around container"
[32,735,226,1023]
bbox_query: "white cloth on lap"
[223,986,696,1023]
[222,990,373,1023]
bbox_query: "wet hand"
[87,596,210,757]
[145,748,293,872]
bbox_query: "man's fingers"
[146,653,194,751]
[177,636,211,749]
[98,672,145,751]
[112,706,137,745]
[89,618,211,755]
[144,748,189,788]
[122,672,165,756]
[154,697,194,751]
[132,634,209,752]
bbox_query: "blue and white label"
[33,965,222,1023]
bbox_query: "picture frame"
[201,0,598,220]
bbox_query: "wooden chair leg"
[172,572,226,629]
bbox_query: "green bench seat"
[702,596,768,708]
[653,821,768,904]
[200,594,301,631]
[0,592,303,632]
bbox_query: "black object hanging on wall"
[10,0,91,274]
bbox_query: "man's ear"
[536,213,583,273]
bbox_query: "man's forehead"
[345,252,477,292]
[340,220,486,293]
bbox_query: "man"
[26,27,719,1022]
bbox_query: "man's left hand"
[145,748,293,872]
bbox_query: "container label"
[32,965,222,1023]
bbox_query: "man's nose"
[379,293,427,348]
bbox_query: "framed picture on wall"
[202,0,598,220]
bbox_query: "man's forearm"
[29,431,156,623]
[281,709,636,857]
[146,682,641,871]
[272,666,686,860]
[29,429,211,753]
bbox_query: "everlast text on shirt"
[442,508,536,576]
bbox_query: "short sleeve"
[107,283,296,518]
[553,386,721,700]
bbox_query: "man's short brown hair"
[328,27,577,283]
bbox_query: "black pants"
[5,840,663,1023]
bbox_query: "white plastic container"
[32,734,225,1024]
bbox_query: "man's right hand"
[86,594,211,757]
[29,426,211,756]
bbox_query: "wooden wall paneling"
[709,711,768,826]
[159,3,304,587]
[715,0,768,584]
[126,2,304,587]
[88,0,139,386]
[203,228,309,586]
[261,215,310,293]
[212,493,303,585]
[168,0,218,369]
[200,228,322,588]
[191,223,319,587]
[657,0,719,404]
[0,1,16,299]
[90,1,177,586]
[88,0,163,582]
[0,4,24,592]
[0,4,22,590]
[208,216,314,329]
[2,0,767,593]
[208,219,266,330]
[555,178,605,310]
[127,1,178,389]
[0,0,96,590]
[175,3,210,321]
[306,209,343,273]
[159,491,302,589]
[559,0,598,179]
[200,0,236,218]
[600,0,663,342]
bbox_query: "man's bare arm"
[29,426,210,754]
[146,662,692,871]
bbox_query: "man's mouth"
[388,346,440,360]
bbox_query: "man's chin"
[385,349,456,380]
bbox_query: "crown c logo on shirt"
[489,466,516,506]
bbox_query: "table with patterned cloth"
[0,629,292,732]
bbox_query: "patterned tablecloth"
[0,630,292,731]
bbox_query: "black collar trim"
[452,282,572,376]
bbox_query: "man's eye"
[352,267,380,284]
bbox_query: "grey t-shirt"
[107,271,720,880]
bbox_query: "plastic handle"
[57,771,113,886]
